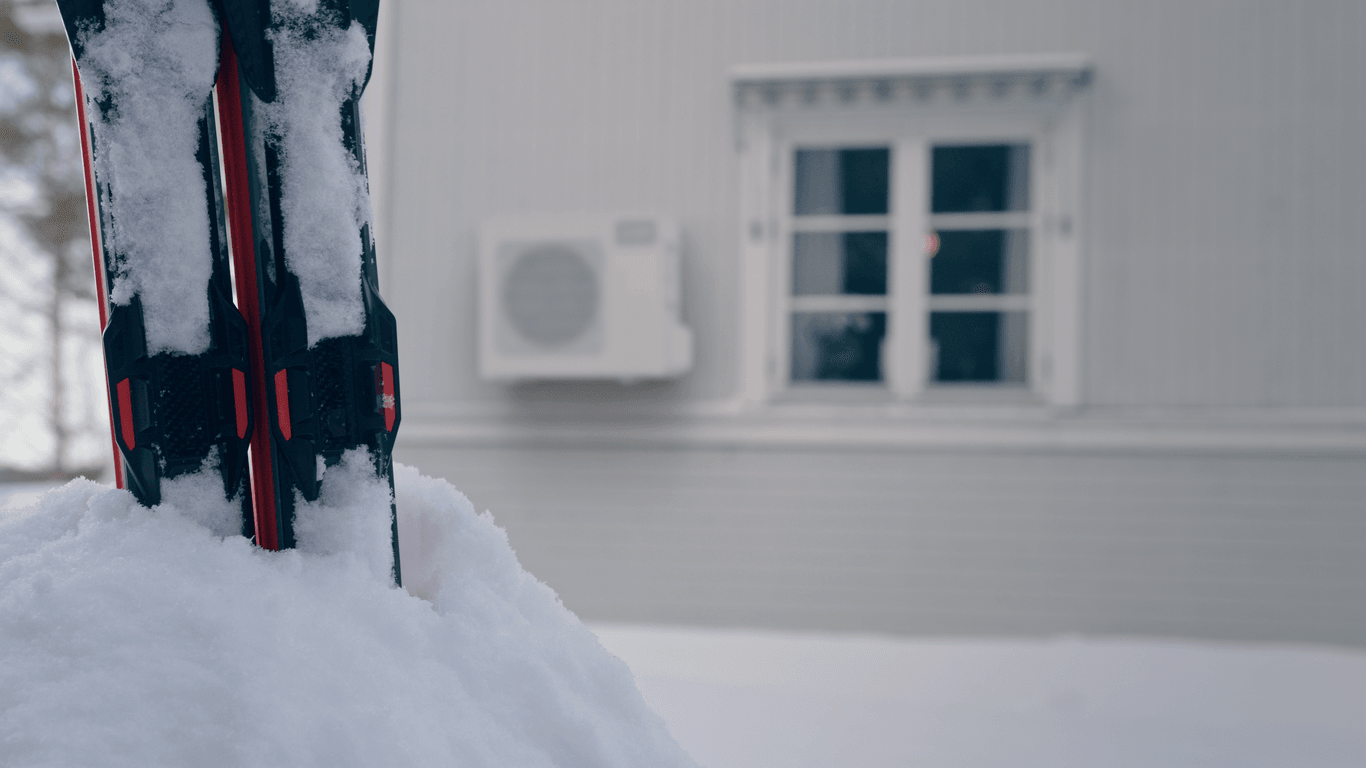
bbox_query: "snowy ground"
[590,624,1366,768]
[0,469,694,767]
[0,481,61,510]
[6,479,1365,767]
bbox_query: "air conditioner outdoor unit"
[478,214,693,381]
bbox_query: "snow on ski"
[58,0,402,583]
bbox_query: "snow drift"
[0,462,696,768]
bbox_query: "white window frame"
[734,55,1091,408]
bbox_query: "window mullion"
[889,137,928,398]
[773,138,795,393]
[791,296,890,312]
[929,212,1031,230]
[927,295,1031,311]
[1046,106,1083,406]
[738,112,777,405]
[791,215,892,232]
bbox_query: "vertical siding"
[387,0,745,406]
[378,1,1366,644]
[397,443,1366,645]
[385,0,1366,411]
[1083,0,1366,407]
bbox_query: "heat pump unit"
[478,214,693,381]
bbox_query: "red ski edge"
[215,34,279,551]
[73,58,123,488]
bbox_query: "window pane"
[792,312,886,382]
[930,229,1028,295]
[794,147,890,215]
[793,232,888,295]
[931,144,1029,213]
[930,311,1028,383]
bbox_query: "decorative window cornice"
[731,53,1093,109]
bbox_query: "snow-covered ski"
[61,0,254,531]
[214,0,401,576]
[57,0,401,583]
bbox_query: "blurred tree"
[0,0,104,477]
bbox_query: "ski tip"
[217,0,382,103]
[53,0,105,61]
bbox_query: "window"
[789,147,890,383]
[927,143,1030,385]
[734,55,1090,407]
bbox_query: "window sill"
[915,384,1044,406]
[773,382,1045,408]
[774,382,895,405]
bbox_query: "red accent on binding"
[216,35,278,550]
[274,369,292,440]
[232,368,248,438]
[116,378,135,450]
[380,362,395,432]
[73,59,123,488]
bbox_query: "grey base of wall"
[395,443,1366,647]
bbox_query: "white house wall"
[400,443,1366,645]
[1080,2,1366,407]
[375,0,1366,644]
[380,0,1366,412]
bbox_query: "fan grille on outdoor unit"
[502,243,600,349]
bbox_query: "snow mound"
[0,463,696,768]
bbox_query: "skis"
[58,0,401,584]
